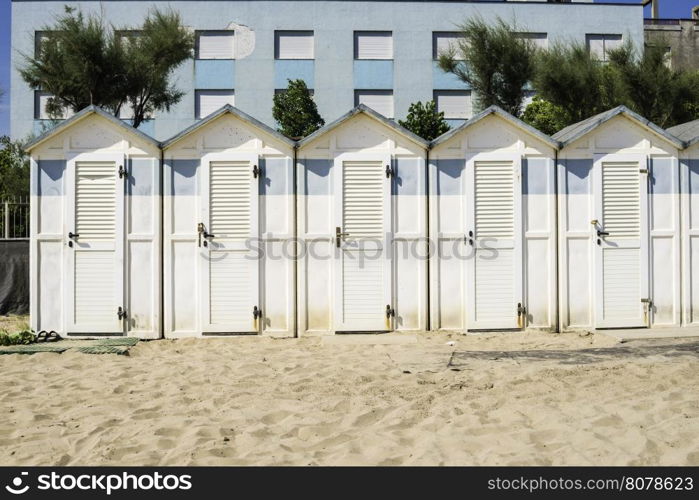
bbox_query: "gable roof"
[25,105,160,152]
[553,105,684,149]
[430,105,558,149]
[161,104,295,149]
[667,119,699,149]
[297,104,429,149]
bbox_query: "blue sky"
[0,0,696,137]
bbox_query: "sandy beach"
[1,329,698,466]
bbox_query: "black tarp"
[0,240,29,315]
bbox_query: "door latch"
[386,305,395,318]
[117,307,128,320]
[335,226,350,247]
[253,306,262,319]
[118,165,128,179]
[385,164,394,178]
[198,223,214,247]
[253,165,261,178]
[597,229,610,237]
[467,230,474,246]
[68,231,79,248]
[517,302,526,329]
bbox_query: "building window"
[34,91,71,120]
[196,31,235,59]
[354,31,393,60]
[586,34,622,62]
[433,32,464,60]
[275,31,314,60]
[434,90,472,120]
[34,31,55,57]
[355,90,394,119]
[515,33,548,50]
[195,90,235,119]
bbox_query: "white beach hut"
[429,106,559,332]
[296,105,429,335]
[667,118,699,326]
[161,105,296,338]
[26,106,162,338]
[555,106,684,331]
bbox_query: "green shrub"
[0,329,36,346]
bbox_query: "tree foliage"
[20,6,193,128]
[606,41,699,128]
[521,96,570,136]
[437,17,537,117]
[531,43,620,124]
[398,100,450,140]
[533,40,699,129]
[0,137,30,200]
[272,79,325,138]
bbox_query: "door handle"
[335,227,350,247]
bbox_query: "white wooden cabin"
[296,105,429,335]
[667,118,699,326]
[26,106,162,338]
[555,106,684,331]
[161,105,296,337]
[429,106,558,332]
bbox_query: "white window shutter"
[434,32,463,59]
[356,91,394,118]
[198,32,235,59]
[604,35,623,54]
[276,31,314,59]
[586,35,606,61]
[196,90,235,119]
[35,91,71,119]
[355,32,393,59]
[435,91,472,119]
[517,32,548,50]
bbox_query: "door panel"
[594,158,648,328]
[67,157,125,334]
[200,157,260,333]
[466,157,522,330]
[334,158,392,331]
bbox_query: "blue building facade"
[10,0,644,140]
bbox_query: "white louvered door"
[465,154,523,330]
[594,155,649,328]
[200,154,260,333]
[334,155,392,331]
[66,153,125,334]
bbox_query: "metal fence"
[0,197,30,240]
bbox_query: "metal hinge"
[385,164,394,178]
[516,302,526,329]
[253,306,262,319]
[639,168,648,174]
[118,165,128,179]
[117,307,128,320]
[386,305,395,318]
[253,165,261,178]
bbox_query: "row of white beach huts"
[25,103,699,339]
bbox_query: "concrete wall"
[645,20,699,71]
[11,0,644,140]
